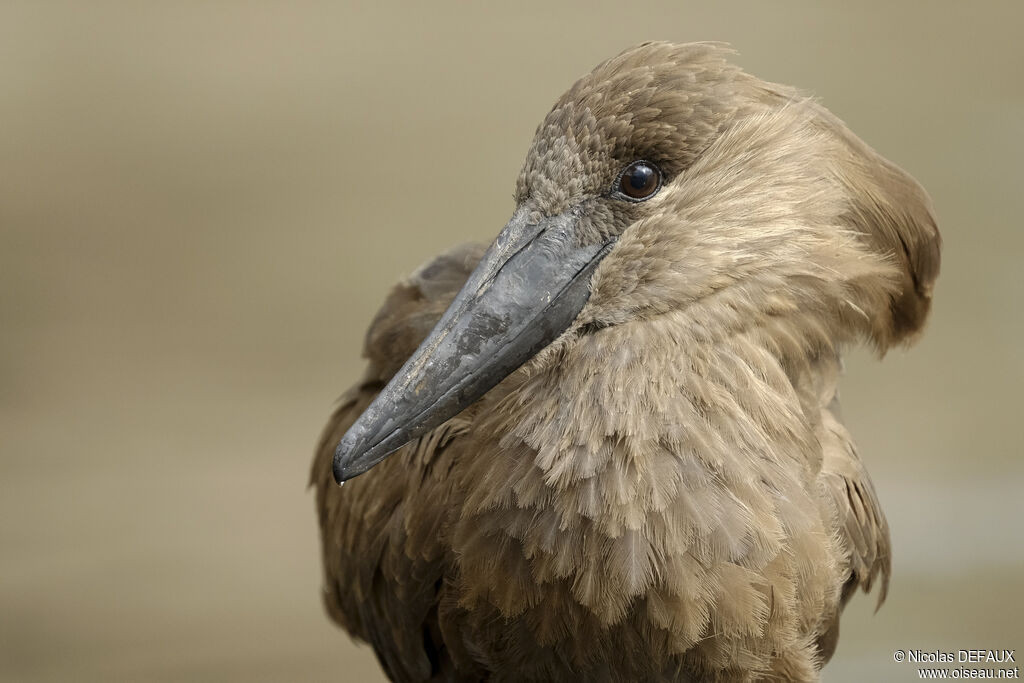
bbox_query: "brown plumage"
[311,42,940,682]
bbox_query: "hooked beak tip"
[332,448,349,485]
[332,432,363,484]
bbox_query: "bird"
[311,42,941,682]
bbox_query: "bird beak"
[333,207,614,483]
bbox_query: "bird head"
[333,42,940,483]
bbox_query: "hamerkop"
[312,42,941,682]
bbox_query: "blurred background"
[2,2,1021,681]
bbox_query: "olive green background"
[2,2,1021,681]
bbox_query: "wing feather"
[310,243,485,682]
[809,357,892,663]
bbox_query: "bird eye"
[615,161,662,201]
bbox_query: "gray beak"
[332,207,614,483]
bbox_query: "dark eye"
[615,160,662,201]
